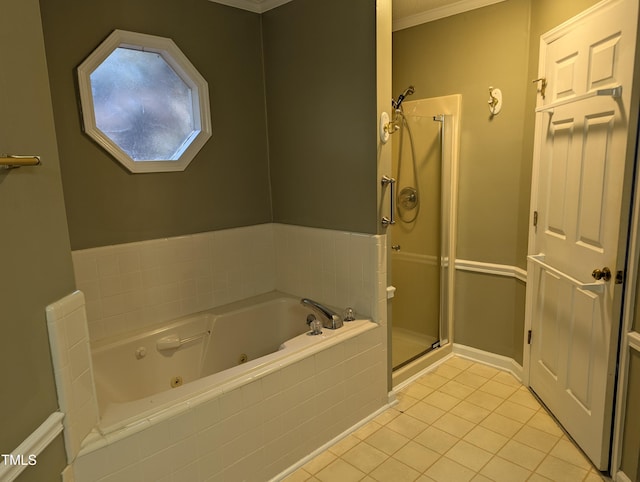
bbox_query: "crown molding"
[208,0,292,13]
[393,0,507,31]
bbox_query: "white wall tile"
[46,291,99,464]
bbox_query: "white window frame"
[77,30,212,173]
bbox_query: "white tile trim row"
[0,412,64,482]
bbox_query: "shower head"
[393,85,415,110]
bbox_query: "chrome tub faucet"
[300,298,344,329]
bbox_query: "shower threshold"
[392,326,439,371]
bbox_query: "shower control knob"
[391,245,401,251]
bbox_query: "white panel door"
[528,0,638,470]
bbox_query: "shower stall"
[389,93,460,374]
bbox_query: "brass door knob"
[592,267,612,281]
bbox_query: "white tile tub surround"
[73,325,387,482]
[72,223,386,342]
[274,224,385,323]
[45,291,99,463]
[72,224,277,342]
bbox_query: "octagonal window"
[77,30,211,173]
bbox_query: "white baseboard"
[453,343,524,382]
[0,412,64,482]
[614,470,632,482]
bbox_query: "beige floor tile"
[282,468,313,481]
[329,434,360,456]
[463,426,509,454]
[425,456,476,482]
[549,438,592,470]
[432,412,476,438]
[464,390,504,412]
[584,469,605,481]
[446,356,475,370]
[493,400,537,424]
[507,388,542,410]
[466,363,500,379]
[393,440,440,473]
[405,400,446,425]
[386,412,428,439]
[315,459,366,482]
[454,371,489,389]
[424,390,462,411]
[479,412,523,438]
[341,441,388,473]
[491,371,521,387]
[373,409,399,426]
[478,379,519,399]
[364,426,410,455]
[416,475,438,482]
[395,392,420,412]
[470,475,493,482]
[534,454,589,482]
[353,420,383,440]
[302,450,336,475]
[417,372,449,390]
[479,456,532,482]
[449,400,491,424]
[496,439,546,471]
[512,425,560,453]
[527,411,565,437]
[414,425,460,454]
[445,440,493,472]
[528,474,553,482]
[439,380,476,400]
[369,456,421,482]
[401,382,434,401]
[433,364,463,380]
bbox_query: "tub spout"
[301,298,343,329]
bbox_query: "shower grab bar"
[0,154,41,170]
[535,85,622,113]
[157,330,211,351]
[381,175,396,227]
[527,254,604,292]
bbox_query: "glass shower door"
[391,107,443,370]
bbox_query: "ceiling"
[209,0,507,30]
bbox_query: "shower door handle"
[381,175,396,227]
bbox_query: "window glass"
[90,48,195,161]
[77,30,211,173]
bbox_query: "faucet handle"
[343,307,355,321]
[306,314,322,335]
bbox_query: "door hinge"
[527,330,532,345]
[533,211,538,228]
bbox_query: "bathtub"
[87,291,376,436]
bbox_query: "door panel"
[528,0,638,469]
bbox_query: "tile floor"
[282,356,606,482]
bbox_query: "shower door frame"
[390,94,461,380]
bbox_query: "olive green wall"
[40,0,272,250]
[392,0,601,363]
[1,0,76,478]
[262,0,378,234]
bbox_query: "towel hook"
[488,86,502,116]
